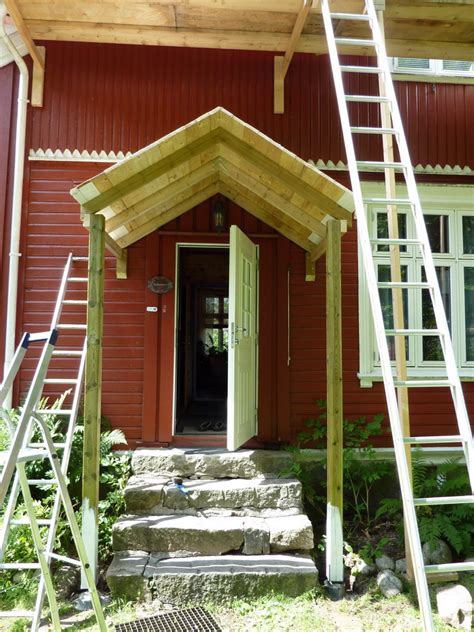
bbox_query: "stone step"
[107,552,318,603]
[131,448,294,479]
[125,475,303,514]
[112,513,314,556]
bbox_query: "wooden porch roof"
[70,107,354,261]
[7,1,474,61]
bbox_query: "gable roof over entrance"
[70,107,353,261]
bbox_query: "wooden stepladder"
[320,1,474,630]
[0,254,107,631]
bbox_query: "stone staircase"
[107,448,318,604]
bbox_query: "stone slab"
[131,448,294,479]
[125,475,303,513]
[112,514,245,555]
[113,512,314,555]
[106,550,149,600]
[266,515,314,552]
[144,554,318,604]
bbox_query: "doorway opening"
[174,246,230,435]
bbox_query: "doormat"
[114,607,222,632]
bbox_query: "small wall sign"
[147,276,174,294]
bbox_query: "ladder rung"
[425,561,474,574]
[35,409,73,416]
[385,329,441,336]
[370,238,421,246]
[43,378,79,385]
[72,256,88,261]
[357,160,405,171]
[28,442,66,449]
[68,277,87,283]
[63,300,87,305]
[330,12,370,21]
[47,552,82,566]
[341,65,384,74]
[10,518,53,526]
[0,448,48,464]
[0,610,35,618]
[27,478,58,486]
[393,379,452,388]
[52,350,83,357]
[403,435,462,444]
[28,331,51,342]
[56,324,87,330]
[346,95,391,103]
[0,563,41,570]
[363,197,414,205]
[351,126,397,135]
[378,281,431,289]
[414,495,474,507]
[335,37,376,47]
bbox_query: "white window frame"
[390,58,474,78]
[358,184,474,387]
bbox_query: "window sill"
[358,370,474,388]
[392,73,474,86]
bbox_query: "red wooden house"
[1,3,472,451]
[0,0,473,603]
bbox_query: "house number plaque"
[147,276,174,294]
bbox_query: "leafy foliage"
[0,394,131,609]
[377,454,474,556]
[286,401,391,531]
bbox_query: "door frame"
[172,242,231,438]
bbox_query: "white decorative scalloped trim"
[28,149,473,176]
[309,159,473,176]
[28,148,133,162]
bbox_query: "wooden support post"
[326,219,344,585]
[305,251,316,281]
[116,248,128,279]
[377,9,414,580]
[82,213,105,584]
[274,0,313,114]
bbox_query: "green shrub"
[377,454,474,557]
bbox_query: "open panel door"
[227,226,258,451]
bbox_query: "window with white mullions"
[391,58,474,78]
[359,185,474,386]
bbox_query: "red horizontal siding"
[29,42,474,168]
[19,161,146,442]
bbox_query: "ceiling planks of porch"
[70,107,354,261]
[12,0,474,61]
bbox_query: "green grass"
[17,587,460,632]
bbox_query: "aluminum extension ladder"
[0,254,107,631]
[320,1,474,630]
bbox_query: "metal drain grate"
[114,607,222,632]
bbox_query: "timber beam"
[4,0,45,107]
[274,0,314,114]
[82,211,128,279]
[82,212,105,583]
[325,218,344,586]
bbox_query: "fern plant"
[377,453,474,557]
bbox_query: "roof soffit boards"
[70,107,354,261]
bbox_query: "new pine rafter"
[274,0,314,114]
[4,0,45,106]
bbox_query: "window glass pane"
[378,265,408,361]
[396,58,430,70]
[422,267,451,361]
[377,212,407,252]
[425,215,449,253]
[465,268,474,362]
[442,60,474,73]
[463,217,474,254]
